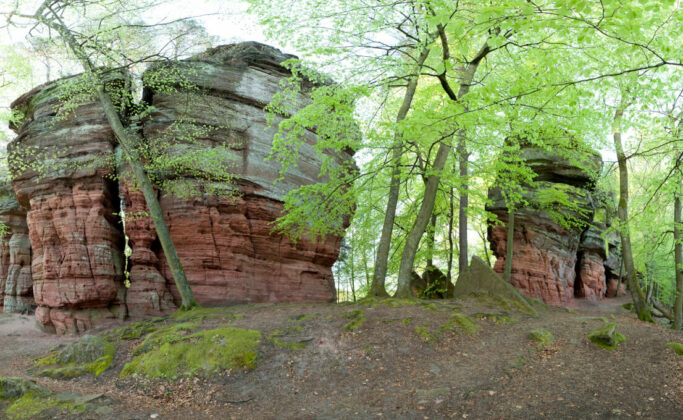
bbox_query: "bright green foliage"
[528,329,555,349]
[587,323,626,350]
[120,327,261,379]
[665,342,683,356]
[33,335,115,379]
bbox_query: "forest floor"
[1,293,681,420]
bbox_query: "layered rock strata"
[123,42,351,312]
[486,139,615,306]
[9,75,127,333]
[8,43,353,332]
[0,181,33,313]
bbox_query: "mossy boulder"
[529,329,555,349]
[587,323,626,350]
[665,342,683,356]
[132,322,199,355]
[32,335,115,379]
[0,378,88,420]
[120,327,261,379]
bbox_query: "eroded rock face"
[9,76,126,333]
[0,182,33,314]
[8,42,353,332]
[123,42,350,309]
[487,140,607,306]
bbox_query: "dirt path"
[1,296,681,420]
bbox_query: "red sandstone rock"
[9,76,126,332]
[489,211,581,306]
[0,182,33,314]
[124,42,350,308]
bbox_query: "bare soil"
[1,294,681,420]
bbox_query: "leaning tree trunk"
[613,101,652,322]
[371,47,431,297]
[674,193,682,329]
[41,12,198,309]
[395,39,491,297]
[503,209,515,282]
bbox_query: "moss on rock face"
[120,327,261,379]
[132,322,199,355]
[32,335,115,379]
[528,329,555,349]
[665,342,683,356]
[587,323,626,350]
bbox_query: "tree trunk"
[371,47,431,297]
[503,210,515,282]
[447,186,455,279]
[42,13,198,309]
[350,246,356,303]
[426,213,437,267]
[613,101,652,322]
[458,140,469,274]
[674,194,682,329]
[394,40,490,297]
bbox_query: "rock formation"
[486,138,621,306]
[9,74,133,333]
[122,42,351,314]
[0,181,33,314]
[8,42,352,332]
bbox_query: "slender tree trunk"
[674,194,682,329]
[613,101,652,321]
[350,246,356,303]
[426,213,437,267]
[394,40,490,297]
[504,210,515,282]
[41,12,198,309]
[371,47,431,297]
[447,186,455,279]
[458,140,469,273]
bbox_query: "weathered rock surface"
[0,181,33,314]
[9,75,126,333]
[8,42,353,332]
[124,42,351,310]
[487,140,616,306]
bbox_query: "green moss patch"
[101,318,165,342]
[170,306,237,323]
[287,313,318,322]
[120,327,261,379]
[473,313,517,325]
[132,322,199,355]
[267,325,310,350]
[665,342,683,356]
[32,335,115,379]
[587,323,626,350]
[359,297,419,308]
[342,310,365,331]
[0,378,87,420]
[441,313,480,336]
[528,329,555,349]
[414,324,439,342]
